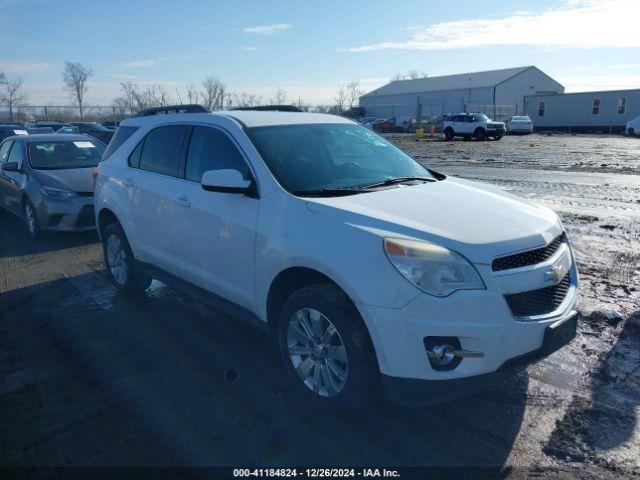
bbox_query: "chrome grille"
[492,233,566,272]
[505,273,571,317]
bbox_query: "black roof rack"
[232,105,303,112]
[134,104,210,117]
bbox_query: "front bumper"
[34,195,95,232]
[486,126,506,136]
[380,310,577,406]
[355,240,579,404]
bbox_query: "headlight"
[384,238,485,297]
[39,186,78,202]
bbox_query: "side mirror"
[1,161,20,172]
[201,169,256,196]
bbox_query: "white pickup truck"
[443,113,506,141]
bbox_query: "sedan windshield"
[248,123,432,194]
[28,140,105,170]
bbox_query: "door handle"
[123,177,134,187]
[175,195,191,208]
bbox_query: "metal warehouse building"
[524,89,640,133]
[359,66,564,121]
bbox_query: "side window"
[8,141,24,167]
[0,141,13,163]
[128,139,144,168]
[103,126,139,160]
[139,125,187,177]
[592,98,600,115]
[538,102,545,117]
[185,126,249,183]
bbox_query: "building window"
[617,97,627,114]
[592,98,601,115]
[538,102,545,117]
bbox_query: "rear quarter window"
[102,126,140,161]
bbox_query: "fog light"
[424,336,462,371]
[428,344,457,366]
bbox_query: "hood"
[305,177,562,264]
[31,167,95,194]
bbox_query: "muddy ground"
[0,133,639,478]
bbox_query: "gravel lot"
[0,133,638,478]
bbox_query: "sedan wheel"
[106,233,128,286]
[23,202,40,238]
[287,308,348,397]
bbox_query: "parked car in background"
[0,124,29,142]
[506,115,534,134]
[372,116,416,133]
[102,121,120,130]
[27,127,56,135]
[626,116,640,137]
[94,109,578,408]
[443,113,506,141]
[27,121,74,130]
[70,122,115,144]
[56,126,80,134]
[419,114,446,134]
[0,134,103,238]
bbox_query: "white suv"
[95,109,578,407]
[626,115,640,137]
[443,113,506,141]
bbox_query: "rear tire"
[101,222,151,293]
[277,284,379,409]
[444,128,454,140]
[494,135,503,141]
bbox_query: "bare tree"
[345,80,363,109]
[233,91,263,107]
[407,70,427,80]
[270,88,287,105]
[201,77,226,110]
[392,70,427,81]
[185,84,199,104]
[334,84,348,114]
[63,62,92,119]
[2,77,27,122]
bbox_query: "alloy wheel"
[106,234,128,285]
[287,308,348,397]
[25,204,37,235]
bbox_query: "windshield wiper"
[354,176,436,189]
[292,187,374,197]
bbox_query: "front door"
[171,125,259,311]
[0,140,26,215]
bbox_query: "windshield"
[28,140,105,170]
[248,123,432,194]
[476,114,491,122]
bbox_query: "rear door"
[126,124,188,274]
[0,140,14,209]
[171,125,259,310]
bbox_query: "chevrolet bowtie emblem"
[544,265,564,283]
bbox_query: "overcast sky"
[1,0,639,106]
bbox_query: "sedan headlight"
[39,186,78,202]
[384,238,485,297]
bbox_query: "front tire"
[23,200,41,239]
[444,128,454,140]
[277,284,379,409]
[101,222,151,293]
[629,128,636,137]
[474,128,486,141]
